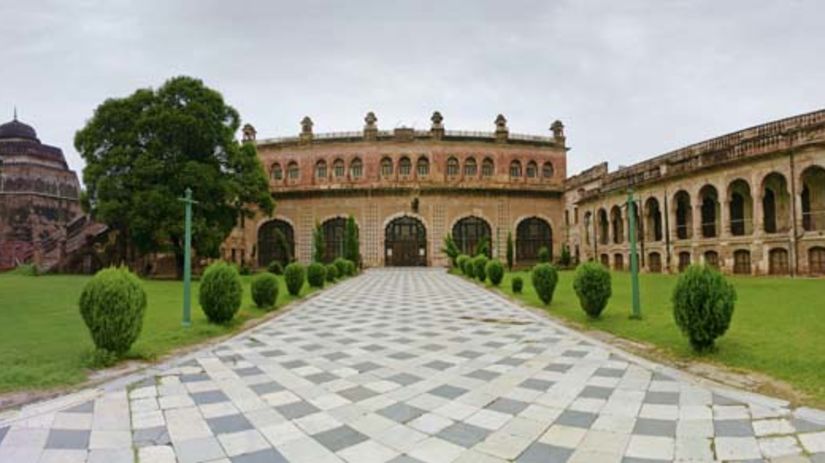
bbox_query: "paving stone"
[338,385,378,402]
[386,373,422,386]
[580,385,614,399]
[517,441,574,462]
[276,401,320,420]
[378,403,427,424]
[554,410,598,429]
[191,390,230,405]
[519,378,555,391]
[312,425,368,452]
[207,414,254,435]
[45,429,91,449]
[0,426,8,445]
[133,426,170,447]
[714,419,755,437]
[487,398,529,415]
[437,422,490,448]
[632,418,676,437]
[249,381,283,396]
[428,385,468,400]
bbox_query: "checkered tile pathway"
[1,268,824,462]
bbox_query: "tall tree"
[343,215,360,266]
[75,76,273,276]
[312,222,325,263]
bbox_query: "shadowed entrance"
[385,216,427,266]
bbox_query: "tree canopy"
[75,76,273,273]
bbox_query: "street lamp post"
[628,189,642,319]
[179,188,198,327]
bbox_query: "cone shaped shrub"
[473,255,489,282]
[199,261,242,324]
[462,256,476,278]
[267,261,284,275]
[333,257,348,278]
[511,276,524,293]
[326,264,338,281]
[531,263,559,305]
[672,265,736,352]
[251,272,279,309]
[456,254,470,274]
[486,259,504,286]
[573,261,612,318]
[79,266,147,355]
[307,262,326,288]
[284,262,305,296]
[344,259,356,276]
[537,246,550,263]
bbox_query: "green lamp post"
[627,189,642,319]
[179,188,198,327]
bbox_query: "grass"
[0,273,318,393]
[466,269,825,406]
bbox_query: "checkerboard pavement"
[1,268,825,462]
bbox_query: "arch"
[733,249,751,274]
[674,190,692,239]
[452,216,492,256]
[482,157,494,177]
[610,205,624,244]
[350,157,363,178]
[644,197,663,242]
[257,219,295,267]
[315,159,327,179]
[728,179,753,236]
[385,216,427,266]
[678,251,691,272]
[332,158,345,178]
[600,254,609,267]
[446,156,459,177]
[613,253,624,271]
[698,184,720,238]
[287,161,299,180]
[417,156,429,177]
[516,216,552,264]
[704,250,719,268]
[762,172,791,233]
[525,161,538,178]
[380,157,393,177]
[768,248,789,275]
[464,157,477,177]
[321,217,347,263]
[542,162,554,178]
[583,211,593,245]
[809,246,825,274]
[597,208,609,245]
[648,252,662,273]
[270,162,283,181]
[509,160,522,178]
[398,156,412,176]
[800,166,825,231]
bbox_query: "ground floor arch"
[452,216,492,256]
[321,217,346,263]
[385,215,427,266]
[516,216,553,264]
[258,219,295,267]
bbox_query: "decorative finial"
[550,120,565,141]
[13,106,17,121]
[495,114,507,130]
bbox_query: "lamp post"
[179,188,198,327]
[628,189,642,319]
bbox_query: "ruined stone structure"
[224,112,567,268]
[565,109,825,276]
[0,116,82,270]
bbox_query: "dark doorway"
[452,216,492,256]
[322,217,346,263]
[385,216,427,266]
[516,217,553,264]
[258,219,295,267]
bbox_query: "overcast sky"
[2,0,824,178]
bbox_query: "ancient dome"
[0,118,39,142]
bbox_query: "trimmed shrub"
[284,262,305,296]
[267,261,284,275]
[251,272,279,309]
[672,265,736,352]
[511,276,524,293]
[333,257,348,278]
[456,254,470,274]
[462,256,476,278]
[537,246,550,263]
[473,255,489,282]
[442,234,460,267]
[11,263,38,276]
[531,263,559,305]
[573,261,612,318]
[506,232,514,271]
[307,262,326,288]
[199,261,243,324]
[344,259,357,276]
[326,263,338,282]
[79,266,147,355]
[486,260,504,286]
[238,263,252,276]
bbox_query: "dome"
[0,118,38,141]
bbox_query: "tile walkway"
[1,268,824,462]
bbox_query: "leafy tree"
[473,236,491,258]
[506,231,514,270]
[344,215,360,266]
[75,76,273,276]
[312,222,325,263]
[441,233,460,267]
[274,229,292,263]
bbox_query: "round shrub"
[199,261,243,324]
[307,262,326,288]
[267,261,284,275]
[251,272,279,309]
[326,263,338,282]
[284,262,305,296]
[79,266,147,355]
[473,255,489,282]
[511,276,524,293]
[573,261,612,318]
[486,260,504,286]
[333,257,348,278]
[344,259,356,276]
[456,254,470,274]
[672,265,736,352]
[462,256,476,278]
[537,246,550,263]
[531,263,559,305]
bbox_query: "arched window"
[648,252,662,273]
[674,190,692,239]
[526,161,538,178]
[613,253,624,271]
[610,205,623,244]
[333,159,345,177]
[801,166,825,231]
[510,160,522,178]
[762,173,790,233]
[380,157,393,177]
[733,250,751,274]
[583,211,592,244]
[258,219,295,267]
[399,157,412,176]
[600,254,609,267]
[271,163,283,180]
[452,216,492,256]
[645,198,663,242]
[446,157,459,176]
[809,247,825,274]
[417,157,429,176]
[287,161,299,180]
[322,217,347,263]
[597,208,609,245]
[315,160,327,179]
[704,250,719,268]
[769,248,789,275]
[516,217,552,263]
[699,185,719,238]
[678,252,691,272]
[482,158,494,177]
[728,179,753,236]
[542,162,554,178]
[464,157,477,177]
[350,158,363,178]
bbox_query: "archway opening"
[733,250,751,274]
[385,216,427,266]
[801,166,825,231]
[645,198,662,242]
[809,247,825,274]
[516,217,552,264]
[648,252,662,273]
[699,185,719,238]
[704,250,719,269]
[675,191,692,239]
[610,205,624,244]
[762,173,791,233]
[258,219,295,267]
[598,208,609,245]
[768,248,789,275]
[728,179,753,236]
[322,217,347,263]
[452,216,492,257]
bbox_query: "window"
[600,254,609,267]
[704,250,719,268]
[452,217,492,256]
[510,161,522,178]
[287,161,299,179]
[464,157,477,177]
[516,217,552,263]
[350,158,363,178]
[769,248,789,275]
[446,157,459,176]
[648,252,662,273]
[542,162,554,178]
[333,159,345,177]
[271,163,283,180]
[417,157,429,176]
[565,210,570,226]
[810,247,825,274]
[733,250,751,274]
[526,161,538,178]
[613,253,624,271]
[315,160,327,179]
[678,252,691,272]
[399,157,412,176]
[381,157,393,177]
[482,158,494,177]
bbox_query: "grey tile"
[517,442,573,462]
[305,372,338,384]
[423,360,454,371]
[713,419,754,437]
[282,360,308,369]
[0,426,7,445]
[386,373,422,386]
[45,429,91,449]
[207,414,254,435]
[191,390,230,405]
[437,422,490,448]
[811,453,825,463]
[180,372,210,383]
[249,381,283,396]
[133,426,171,447]
[496,357,526,367]
[231,448,288,463]
[644,391,679,405]
[621,458,669,463]
[421,344,445,351]
[338,386,378,402]
[484,341,506,348]
[580,385,614,399]
[387,456,427,463]
[378,403,427,424]
[793,418,825,433]
[261,349,286,358]
[363,344,386,352]
[175,435,226,463]
[456,350,483,359]
[554,410,597,428]
[519,378,555,392]
[562,350,588,358]
[301,343,324,351]
[276,401,320,419]
[312,425,368,452]
[486,398,529,415]
[428,385,468,400]
[632,418,675,437]
[351,361,382,373]
[64,401,95,413]
[323,352,349,361]
[712,394,743,406]
[544,363,572,372]
[389,352,417,360]
[594,367,625,378]
[465,369,500,381]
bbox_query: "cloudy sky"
[2,0,824,177]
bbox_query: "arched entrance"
[516,217,552,264]
[258,219,295,267]
[385,216,427,266]
[452,216,492,256]
[322,217,346,263]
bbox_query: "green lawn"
[0,274,316,393]
[471,270,825,406]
